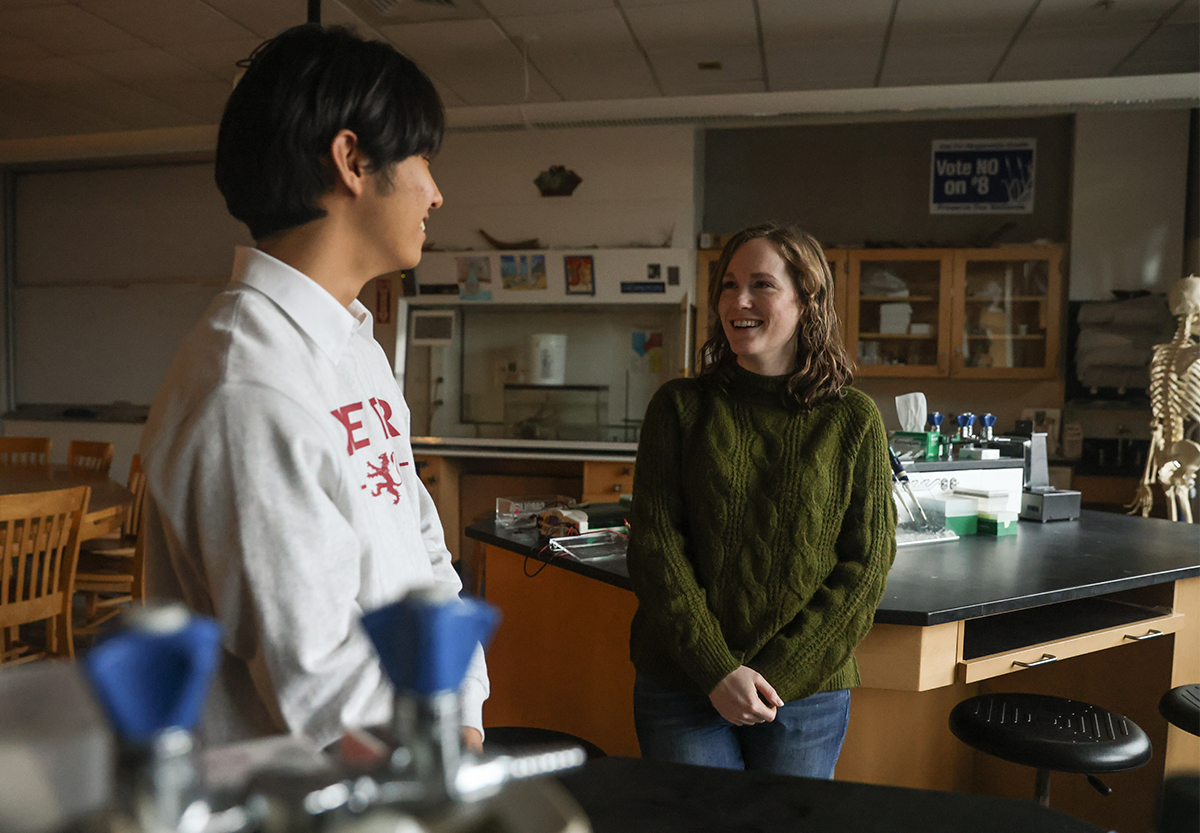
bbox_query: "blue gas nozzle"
[81,605,222,745]
[362,589,500,697]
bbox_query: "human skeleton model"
[1128,276,1200,522]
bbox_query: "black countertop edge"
[466,522,631,590]
[874,569,1198,627]
[467,514,1200,628]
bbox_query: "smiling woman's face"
[716,237,802,377]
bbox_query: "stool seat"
[950,693,1151,775]
[484,726,607,761]
[1159,684,1200,737]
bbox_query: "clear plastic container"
[548,529,628,563]
[495,495,575,529]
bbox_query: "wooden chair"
[67,440,114,478]
[74,455,147,638]
[0,485,90,665]
[0,437,51,468]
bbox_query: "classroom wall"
[2,123,697,409]
[1069,109,1191,300]
[428,124,696,251]
[703,115,1074,249]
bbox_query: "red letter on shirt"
[368,397,402,438]
[331,403,370,456]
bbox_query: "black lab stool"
[1157,684,1199,833]
[949,693,1151,808]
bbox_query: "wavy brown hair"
[699,223,853,409]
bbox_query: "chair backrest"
[0,485,90,658]
[68,441,114,478]
[0,437,51,468]
[123,454,147,540]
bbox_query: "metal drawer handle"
[1012,653,1058,668]
[1123,629,1164,642]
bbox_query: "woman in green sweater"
[627,223,896,778]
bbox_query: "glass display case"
[950,247,1061,379]
[847,249,953,377]
[503,384,610,441]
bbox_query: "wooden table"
[0,465,132,541]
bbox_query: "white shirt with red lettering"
[140,246,488,749]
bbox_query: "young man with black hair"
[140,24,488,750]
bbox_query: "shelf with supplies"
[695,242,1062,379]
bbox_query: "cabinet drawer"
[582,461,634,503]
[958,608,1184,684]
[413,454,447,499]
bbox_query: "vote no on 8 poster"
[929,138,1035,214]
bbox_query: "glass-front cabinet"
[950,247,1061,379]
[847,249,954,377]
[698,243,1062,380]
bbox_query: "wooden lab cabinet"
[847,245,1062,380]
[698,243,1062,380]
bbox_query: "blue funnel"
[362,590,500,696]
[82,606,222,745]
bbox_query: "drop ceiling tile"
[498,8,637,55]
[0,28,48,59]
[994,24,1152,79]
[0,74,124,139]
[532,52,661,100]
[758,0,895,40]
[648,46,763,95]
[0,55,195,131]
[1119,21,1200,69]
[1028,0,1180,29]
[0,0,63,9]
[0,4,148,54]
[879,32,1012,86]
[766,36,882,91]
[1168,0,1199,24]
[623,0,758,51]
[165,37,264,82]
[198,0,304,39]
[167,78,233,121]
[379,18,513,67]
[379,19,561,105]
[426,60,561,105]
[77,0,256,47]
[889,0,1034,37]
[74,47,214,104]
[479,0,612,14]
[322,3,387,41]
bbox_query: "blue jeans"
[633,673,851,778]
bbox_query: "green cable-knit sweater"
[627,366,897,701]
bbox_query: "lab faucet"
[70,592,587,833]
